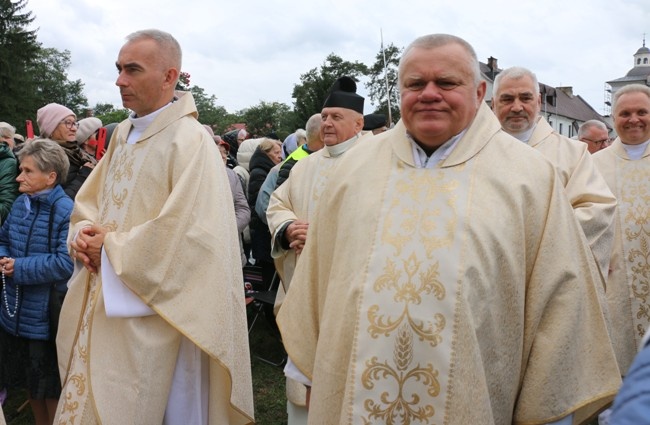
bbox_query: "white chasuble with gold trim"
[56,92,254,425]
[594,139,650,375]
[278,104,621,425]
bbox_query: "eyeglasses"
[581,137,610,145]
[60,120,79,130]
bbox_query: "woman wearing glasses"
[36,103,94,199]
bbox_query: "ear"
[354,114,364,133]
[476,80,487,106]
[46,171,57,186]
[163,67,180,90]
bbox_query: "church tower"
[605,35,650,114]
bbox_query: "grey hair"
[18,138,70,186]
[612,84,650,113]
[305,113,322,142]
[0,122,16,139]
[578,120,608,138]
[493,66,540,97]
[126,29,182,77]
[398,34,481,85]
[294,129,307,143]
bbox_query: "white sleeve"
[102,248,155,317]
[284,357,312,387]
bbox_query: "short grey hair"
[305,113,322,142]
[398,34,481,85]
[578,120,608,138]
[294,129,307,143]
[18,138,70,186]
[612,84,650,113]
[126,29,182,79]
[493,66,540,97]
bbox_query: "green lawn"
[2,305,288,425]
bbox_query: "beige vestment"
[267,137,360,413]
[277,104,621,425]
[593,138,650,375]
[55,93,254,424]
[527,117,617,279]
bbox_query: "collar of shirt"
[407,129,467,169]
[324,133,359,157]
[508,118,538,143]
[127,101,175,145]
[622,138,650,160]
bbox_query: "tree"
[292,53,368,127]
[92,103,129,125]
[239,101,295,140]
[0,0,40,128]
[29,47,88,118]
[190,85,233,130]
[366,42,402,124]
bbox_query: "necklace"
[2,263,18,318]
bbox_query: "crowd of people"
[0,28,648,425]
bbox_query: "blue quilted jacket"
[0,185,74,340]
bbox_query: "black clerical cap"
[363,113,387,131]
[322,76,364,113]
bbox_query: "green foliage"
[292,53,368,128]
[238,101,296,140]
[190,85,237,133]
[29,47,88,116]
[0,0,40,128]
[366,42,402,124]
[92,103,129,125]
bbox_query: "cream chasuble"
[277,103,621,425]
[527,117,617,281]
[55,92,254,425]
[593,138,650,376]
[267,136,360,411]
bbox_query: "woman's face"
[16,155,56,195]
[267,143,282,164]
[50,114,78,142]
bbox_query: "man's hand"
[286,220,309,255]
[71,224,108,273]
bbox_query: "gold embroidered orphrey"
[352,162,466,424]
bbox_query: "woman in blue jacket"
[0,138,73,425]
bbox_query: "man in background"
[579,119,611,154]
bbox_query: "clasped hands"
[286,220,309,255]
[71,224,107,273]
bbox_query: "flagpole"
[381,29,393,125]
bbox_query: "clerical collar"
[127,100,175,144]
[325,133,359,157]
[622,139,650,160]
[408,129,467,169]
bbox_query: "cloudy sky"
[27,0,649,117]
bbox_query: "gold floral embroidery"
[362,325,439,424]
[619,163,650,338]
[369,254,445,346]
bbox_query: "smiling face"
[115,38,178,117]
[320,107,363,146]
[614,91,650,145]
[492,74,541,135]
[399,43,485,152]
[16,155,56,195]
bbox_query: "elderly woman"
[36,103,94,199]
[0,139,73,425]
[247,138,282,288]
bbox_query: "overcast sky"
[27,0,649,118]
